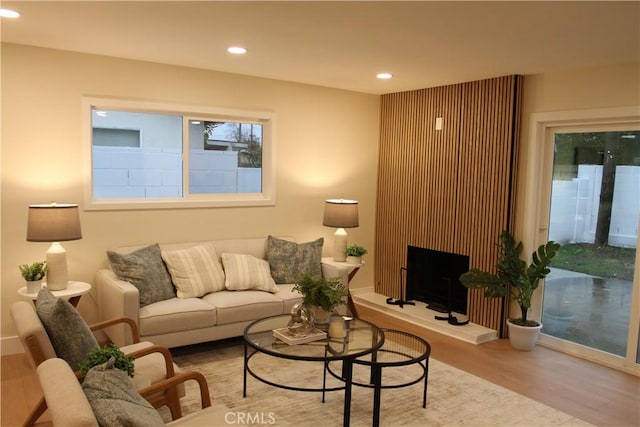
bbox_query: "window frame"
[82,97,276,210]
[523,106,639,374]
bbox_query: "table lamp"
[26,203,82,291]
[323,199,359,262]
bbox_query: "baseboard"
[351,287,497,344]
[1,336,24,356]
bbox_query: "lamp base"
[333,228,348,262]
[46,242,69,291]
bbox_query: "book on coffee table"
[272,327,327,345]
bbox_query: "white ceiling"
[1,1,639,94]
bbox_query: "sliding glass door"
[540,128,639,371]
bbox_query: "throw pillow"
[221,253,279,293]
[83,357,165,426]
[267,236,324,284]
[36,288,99,371]
[161,243,226,298]
[107,243,175,306]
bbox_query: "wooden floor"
[2,303,638,427]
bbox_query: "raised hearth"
[351,287,497,344]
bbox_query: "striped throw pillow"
[161,243,226,298]
[221,253,279,293]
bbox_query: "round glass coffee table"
[243,314,384,427]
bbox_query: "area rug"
[168,338,592,427]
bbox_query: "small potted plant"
[459,230,559,350]
[79,344,135,378]
[345,244,367,264]
[19,261,47,294]
[292,275,348,324]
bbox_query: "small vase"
[346,256,362,265]
[26,280,42,294]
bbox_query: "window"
[83,97,275,210]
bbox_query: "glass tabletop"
[244,314,384,361]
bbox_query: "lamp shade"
[323,199,359,228]
[27,204,82,242]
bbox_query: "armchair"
[10,301,184,425]
[37,358,225,426]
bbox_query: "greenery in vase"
[18,261,47,281]
[79,344,135,378]
[292,275,348,313]
[459,230,560,327]
[345,244,367,257]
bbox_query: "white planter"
[346,256,362,265]
[507,319,543,351]
[25,280,43,294]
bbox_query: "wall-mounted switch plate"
[435,117,443,130]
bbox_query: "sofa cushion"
[275,284,305,313]
[138,297,217,336]
[82,357,165,426]
[221,253,279,293]
[202,290,283,325]
[267,235,324,284]
[107,243,175,306]
[36,288,98,371]
[161,243,226,298]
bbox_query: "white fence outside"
[549,165,639,248]
[93,147,261,198]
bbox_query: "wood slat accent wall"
[375,75,522,335]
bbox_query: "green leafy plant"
[345,244,368,257]
[79,344,135,378]
[292,275,348,313]
[459,230,560,327]
[18,261,47,281]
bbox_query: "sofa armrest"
[37,358,99,427]
[321,258,353,287]
[95,269,141,346]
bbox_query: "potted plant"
[19,261,47,294]
[459,231,560,350]
[292,275,348,324]
[345,244,367,264]
[79,344,135,378]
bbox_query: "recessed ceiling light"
[376,73,393,80]
[0,8,20,18]
[227,46,247,55]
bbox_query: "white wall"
[0,43,380,343]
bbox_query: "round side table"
[18,281,92,307]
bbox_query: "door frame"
[523,106,640,375]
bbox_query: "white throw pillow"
[161,243,226,298]
[221,253,279,293]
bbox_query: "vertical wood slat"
[375,91,420,299]
[375,75,522,336]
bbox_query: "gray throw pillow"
[83,357,165,427]
[108,244,175,306]
[36,288,99,371]
[267,236,324,284]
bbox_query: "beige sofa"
[96,237,351,349]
